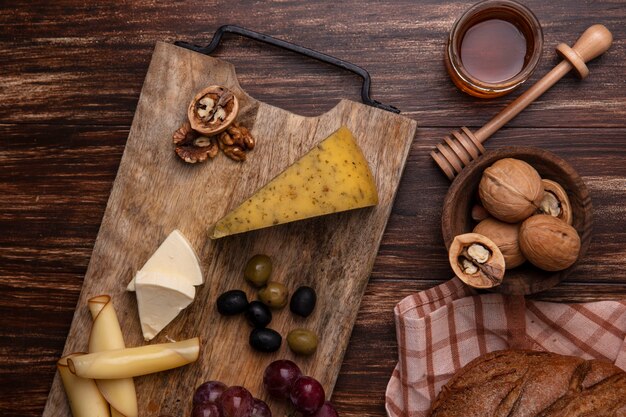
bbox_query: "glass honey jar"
[445,0,543,98]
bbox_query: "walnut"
[519,214,580,271]
[223,145,247,162]
[219,130,235,146]
[241,126,255,150]
[188,85,239,136]
[173,106,254,164]
[538,179,573,225]
[217,123,256,161]
[473,218,526,269]
[172,122,197,145]
[479,158,544,223]
[448,233,505,289]
[172,123,219,164]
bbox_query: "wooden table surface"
[1,1,625,416]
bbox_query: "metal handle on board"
[175,25,401,114]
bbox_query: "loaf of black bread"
[430,349,626,417]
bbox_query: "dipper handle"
[569,24,614,64]
[552,24,613,80]
[431,24,613,180]
[475,24,612,142]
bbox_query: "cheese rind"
[127,229,202,291]
[134,270,195,341]
[210,126,378,239]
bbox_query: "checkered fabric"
[385,278,626,417]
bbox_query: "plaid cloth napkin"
[385,278,626,417]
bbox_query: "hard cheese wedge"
[127,229,202,291]
[134,270,195,341]
[210,126,378,239]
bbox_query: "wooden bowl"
[442,147,592,295]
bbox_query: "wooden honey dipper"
[431,24,613,180]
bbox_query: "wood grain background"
[1,1,625,416]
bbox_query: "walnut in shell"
[519,214,580,271]
[538,179,573,225]
[473,218,525,269]
[448,233,505,289]
[187,85,239,136]
[479,158,544,223]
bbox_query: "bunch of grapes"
[192,381,271,417]
[190,360,337,417]
[263,360,339,417]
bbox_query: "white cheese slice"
[127,229,202,291]
[134,270,196,341]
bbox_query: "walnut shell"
[479,158,544,223]
[448,233,505,289]
[539,179,573,225]
[187,85,239,136]
[473,218,525,269]
[519,214,580,271]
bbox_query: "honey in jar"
[445,0,543,98]
[461,19,526,83]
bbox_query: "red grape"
[191,402,222,417]
[193,381,228,406]
[289,376,325,415]
[218,386,254,417]
[263,360,302,399]
[306,401,338,417]
[251,398,272,417]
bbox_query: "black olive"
[249,328,282,352]
[245,301,272,328]
[289,286,317,317]
[216,290,248,316]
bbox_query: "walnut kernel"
[172,122,197,145]
[223,145,247,162]
[173,123,219,164]
[188,86,238,135]
[217,123,256,161]
[538,179,573,225]
[461,258,478,274]
[467,243,490,264]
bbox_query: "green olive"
[258,282,288,309]
[244,254,272,287]
[287,329,318,355]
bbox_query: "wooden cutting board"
[44,41,417,416]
